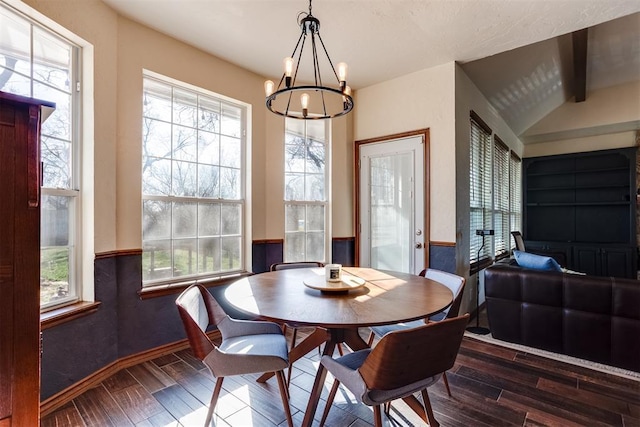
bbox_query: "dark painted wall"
[430,244,457,273]
[41,238,357,400]
[41,257,119,399]
[252,238,355,272]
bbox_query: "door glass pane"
[369,152,412,273]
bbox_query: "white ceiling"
[102,0,640,137]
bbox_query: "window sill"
[41,301,101,330]
[138,272,253,300]
[470,257,494,275]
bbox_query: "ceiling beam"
[572,28,588,102]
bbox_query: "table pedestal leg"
[301,333,337,427]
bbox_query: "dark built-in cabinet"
[0,92,54,426]
[523,147,637,279]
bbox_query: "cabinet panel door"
[0,103,17,421]
[573,246,601,276]
[602,248,632,279]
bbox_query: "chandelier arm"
[284,87,293,116]
[321,85,328,117]
[316,34,341,84]
[311,34,329,116]
[310,32,320,86]
[288,30,305,67]
[290,34,307,89]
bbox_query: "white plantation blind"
[469,113,492,265]
[493,137,510,258]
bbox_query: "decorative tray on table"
[303,275,366,292]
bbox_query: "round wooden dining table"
[223,266,453,427]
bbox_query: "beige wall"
[524,81,640,137]
[354,62,457,243]
[523,80,640,157]
[15,0,352,260]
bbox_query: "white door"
[359,135,425,274]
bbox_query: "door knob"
[415,243,423,249]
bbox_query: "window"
[284,118,330,262]
[509,152,522,249]
[493,138,510,259]
[142,74,247,285]
[1,4,82,310]
[469,113,492,266]
[469,111,521,270]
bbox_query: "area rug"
[464,331,640,381]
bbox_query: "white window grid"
[141,74,247,285]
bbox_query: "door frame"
[354,129,430,268]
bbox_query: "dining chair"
[511,231,526,251]
[319,314,470,427]
[175,284,293,427]
[366,268,466,397]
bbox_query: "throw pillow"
[513,250,563,272]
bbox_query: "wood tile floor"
[41,328,640,426]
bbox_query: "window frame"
[283,118,331,264]
[141,72,249,287]
[1,2,87,312]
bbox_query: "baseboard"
[40,330,222,416]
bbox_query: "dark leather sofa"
[484,263,640,372]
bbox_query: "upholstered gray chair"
[367,268,466,396]
[320,314,469,427]
[176,284,293,427]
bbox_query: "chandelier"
[264,0,353,120]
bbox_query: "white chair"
[175,284,293,427]
[367,268,466,396]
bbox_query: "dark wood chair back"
[175,284,228,360]
[359,314,469,390]
[511,231,526,251]
[270,261,324,271]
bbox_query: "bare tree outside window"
[142,75,245,284]
[284,119,328,262]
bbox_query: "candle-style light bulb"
[301,92,309,117]
[338,62,348,91]
[338,62,348,82]
[264,80,275,97]
[284,57,294,88]
[284,57,294,77]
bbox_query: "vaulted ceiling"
[101,0,640,140]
